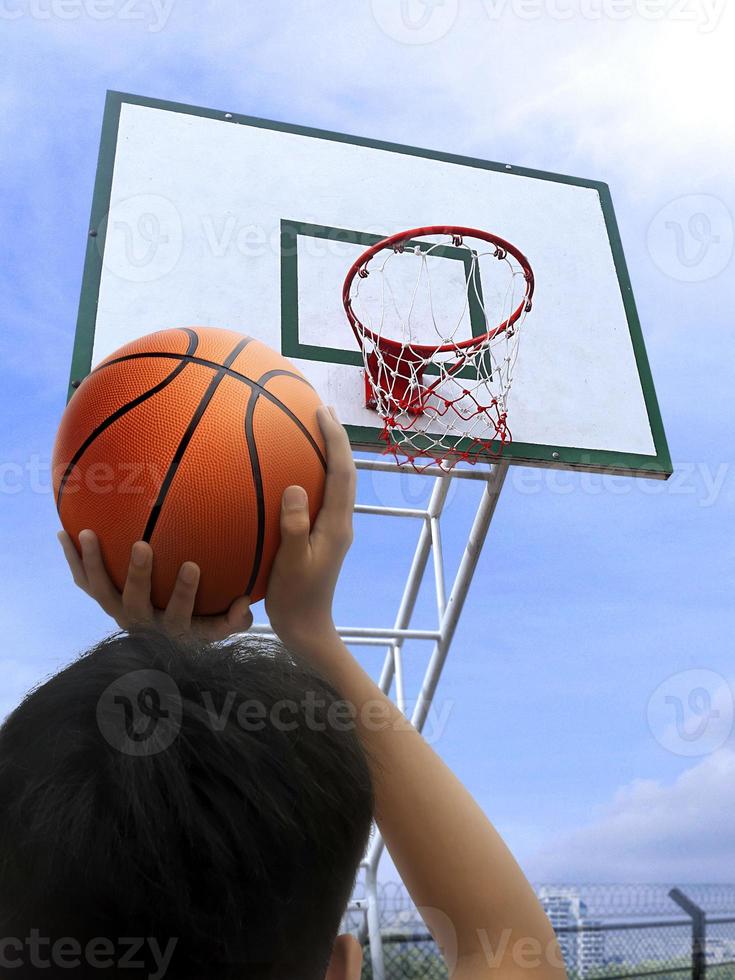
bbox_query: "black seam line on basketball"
[94,351,327,472]
[55,331,201,513]
[142,338,253,543]
[242,390,266,597]
[256,368,327,471]
[241,368,328,595]
[93,349,317,395]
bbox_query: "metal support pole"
[365,861,386,980]
[669,888,706,980]
[354,503,429,519]
[355,457,494,481]
[355,472,452,950]
[430,515,446,618]
[411,461,508,732]
[375,475,452,696]
[364,461,508,872]
[250,624,441,642]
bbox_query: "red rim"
[342,225,534,358]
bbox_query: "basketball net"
[343,226,534,471]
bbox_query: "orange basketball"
[52,327,326,615]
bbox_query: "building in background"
[705,937,735,964]
[538,888,606,977]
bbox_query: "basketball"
[52,327,326,615]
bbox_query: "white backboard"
[69,92,671,478]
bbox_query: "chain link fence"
[361,933,447,980]
[342,883,735,980]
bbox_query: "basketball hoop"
[342,225,535,470]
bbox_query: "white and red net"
[343,225,534,471]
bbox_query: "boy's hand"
[57,529,253,641]
[265,406,355,653]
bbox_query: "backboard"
[69,91,671,478]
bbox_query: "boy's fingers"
[314,406,356,538]
[162,562,200,634]
[278,485,312,564]
[121,541,155,625]
[78,529,123,617]
[224,595,254,635]
[57,530,89,592]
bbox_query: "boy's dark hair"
[0,630,374,978]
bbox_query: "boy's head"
[0,630,373,979]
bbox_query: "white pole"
[365,462,508,873]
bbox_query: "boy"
[2,407,565,978]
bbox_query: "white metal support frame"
[252,456,509,980]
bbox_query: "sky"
[1,0,734,887]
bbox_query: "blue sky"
[2,1,734,884]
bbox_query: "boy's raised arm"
[266,406,566,980]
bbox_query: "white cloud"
[4,3,732,173]
[527,746,735,881]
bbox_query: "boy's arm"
[267,408,566,979]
